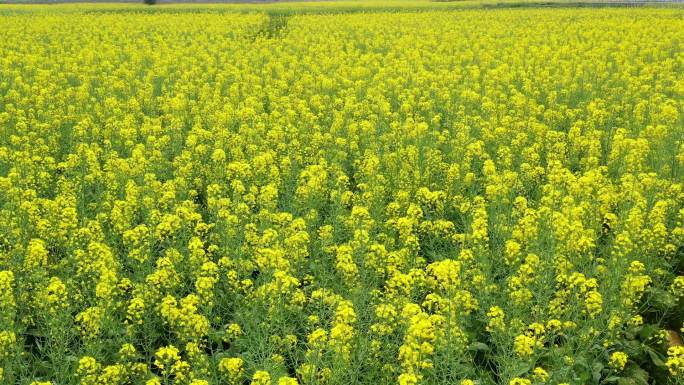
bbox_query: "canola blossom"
[0,4,683,385]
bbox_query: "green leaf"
[624,340,642,356]
[646,348,666,367]
[66,355,80,362]
[467,342,490,352]
[638,324,659,340]
[592,362,604,384]
[617,378,636,385]
[623,366,649,385]
[513,363,533,378]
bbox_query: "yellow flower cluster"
[667,346,684,378]
[159,294,210,342]
[514,323,546,358]
[397,304,441,383]
[486,306,505,333]
[218,357,244,384]
[609,351,628,372]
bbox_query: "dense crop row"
[0,6,683,385]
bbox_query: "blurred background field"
[0,0,683,9]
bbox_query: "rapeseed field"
[0,4,683,385]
